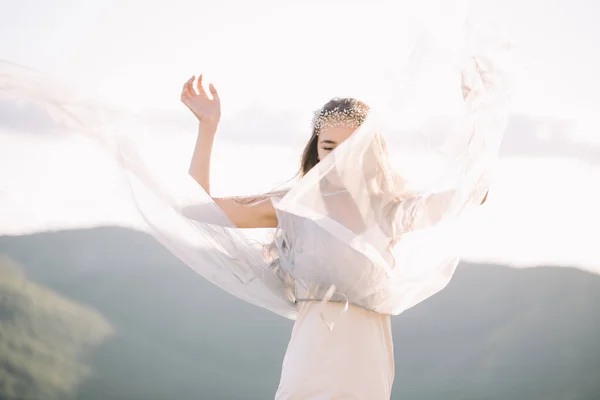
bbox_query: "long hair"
[300,97,369,176]
[234,97,370,205]
[261,98,409,271]
[237,96,408,226]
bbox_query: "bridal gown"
[275,301,395,400]
[273,204,397,399]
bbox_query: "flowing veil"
[0,13,512,321]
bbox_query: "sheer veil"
[0,12,512,320]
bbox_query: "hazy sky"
[1,0,599,120]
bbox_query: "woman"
[0,46,500,397]
[0,54,498,399]
[179,68,491,399]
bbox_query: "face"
[317,125,358,162]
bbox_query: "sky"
[1,0,599,119]
[0,0,599,273]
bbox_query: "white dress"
[275,301,395,400]
[271,200,399,399]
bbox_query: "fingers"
[187,76,197,96]
[181,73,218,102]
[196,74,207,97]
[181,76,195,101]
[209,83,220,103]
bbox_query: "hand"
[181,75,221,125]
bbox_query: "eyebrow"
[319,139,337,145]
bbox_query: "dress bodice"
[273,199,395,311]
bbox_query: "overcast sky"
[1,0,599,121]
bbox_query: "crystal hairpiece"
[312,105,369,135]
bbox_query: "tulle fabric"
[0,20,510,320]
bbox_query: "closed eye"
[320,139,337,152]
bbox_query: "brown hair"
[299,97,370,176]
[261,97,409,271]
[235,97,370,205]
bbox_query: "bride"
[179,61,492,398]
[0,25,506,398]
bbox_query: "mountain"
[0,256,113,400]
[0,227,599,400]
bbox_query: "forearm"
[189,122,218,195]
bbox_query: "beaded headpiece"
[311,103,369,135]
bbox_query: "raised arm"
[180,75,279,229]
[397,58,489,229]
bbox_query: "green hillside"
[0,257,113,400]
